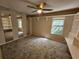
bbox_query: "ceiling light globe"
[37,10,42,14]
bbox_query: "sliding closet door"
[0,14,5,44]
[1,14,13,42]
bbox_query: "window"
[51,17,64,35]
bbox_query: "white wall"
[22,14,28,37]
[63,16,74,37]
[28,16,74,42]
[0,48,3,59]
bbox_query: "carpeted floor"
[1,36,72,59]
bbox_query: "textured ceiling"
[0,0,79,15]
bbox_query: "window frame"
[51,17,65,35]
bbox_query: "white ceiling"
[0,0,79,15]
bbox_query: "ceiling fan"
[22,0,53,14]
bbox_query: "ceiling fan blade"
[22,0,37,6]
[43,9,53,11]
[32,10,37,13]
[27,5,37,9]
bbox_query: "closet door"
[1,14,13,42]
[0,14,5,44]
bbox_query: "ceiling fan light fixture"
[37,9,42,14]
[26,1,53,14]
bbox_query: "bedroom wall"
[22,14,28,37]
[32,17,52,38]
[27,17,32,36]
[63,16,74,37]
[28,15,74,42]
[0,48,3,59]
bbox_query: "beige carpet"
[1,36,72,59]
